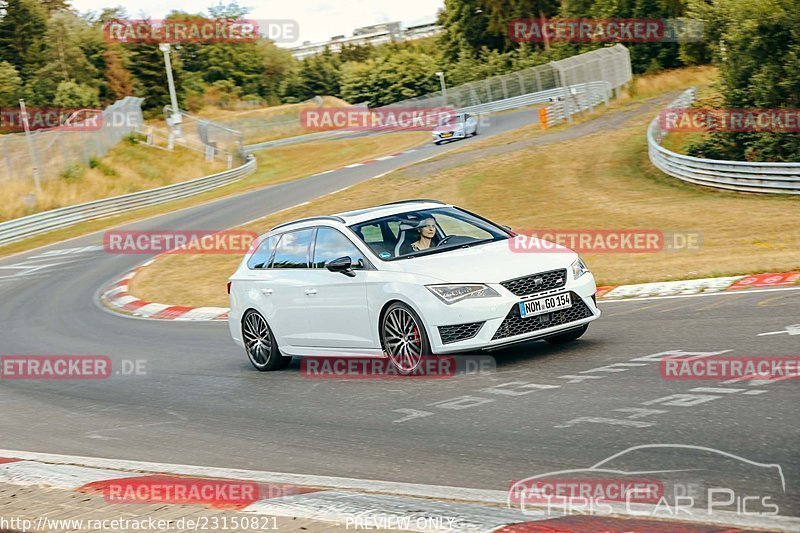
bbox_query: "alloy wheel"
[243,311,272,368]
[383,307,424,374]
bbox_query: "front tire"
[543,324,588,344]
[381,302,431,374]
[242,310,292,371]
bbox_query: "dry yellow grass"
[1,140,225,222]
[195,96,351,121]
[132,74,799,308]
[0,130,427,258]
[147,96,354,145]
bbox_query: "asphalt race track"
[1,106,798,519]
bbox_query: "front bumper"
[425,273,600,354]
[432,130,466,142]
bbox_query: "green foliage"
[61,162,86,181]
[0,60,23,105]
[686,0,800,161]
[340,49,439,106]
[0,0,47,77]
[53,80,100,107]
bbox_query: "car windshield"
[438,114,464,127]
[348,206,509,260]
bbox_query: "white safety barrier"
[648,89,800,194]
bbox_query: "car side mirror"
[326,256,356,277]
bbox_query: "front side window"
[270,228,314,268]
[313,227,366,269]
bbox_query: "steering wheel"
[436,235,455,247]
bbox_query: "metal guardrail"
[648,89,800,194]
[0,156,256,247]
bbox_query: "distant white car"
[432,113,478,144]
[228,200,599,373]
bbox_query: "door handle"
[304,289,317,296]
[261,288,273,295]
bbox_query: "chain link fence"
[0,97,144,187]
[144,106,245,168]
[383,44,632,115]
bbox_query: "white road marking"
[688,387,744,394]
[392,409,434,424]
[758,324,800,336]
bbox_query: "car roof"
[268,200,453,233]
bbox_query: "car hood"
[434,125,462,134]
[381,239,577,283]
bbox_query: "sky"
[69,0,445,46]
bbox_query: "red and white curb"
[101,266,800,322]
[310,148,421,177]
[2,450,796,532]
[100,259,228,321]
[596,271,800,299]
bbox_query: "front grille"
[438,321,485,344]
[501,269,567,297]
[492,292,593,340]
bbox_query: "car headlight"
[426,284,500,304]
[571,256,590,279]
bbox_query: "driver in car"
[410,217,438,251]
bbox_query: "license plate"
[519,293,571,318]
[440,132,453,138]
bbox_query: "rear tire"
[543,324,588,344]
[241,310,292,371]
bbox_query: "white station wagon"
[228,200,600,373]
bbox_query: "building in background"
[290,20,441,60]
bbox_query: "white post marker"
[19,99,42,194]
[159,43,182,138]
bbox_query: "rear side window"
[247,235,278,269]
[271,229,314,269]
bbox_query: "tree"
[53,80,100,107]
[103,47,134,101]
[0,60,23,104]
[25,11,100,104]
[290,49,343,100]
[687,0,800,161]
[0,0,47,78]
[340,49,440,106]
